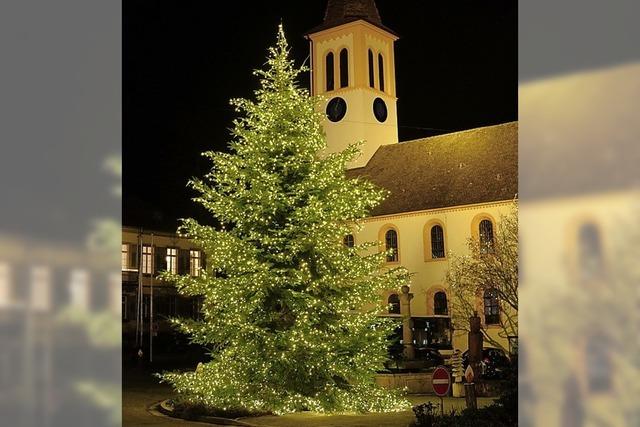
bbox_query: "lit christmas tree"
[159,25,410,415]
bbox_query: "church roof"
[347,122,518,217]
[306,0,397,36]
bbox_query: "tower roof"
[306,0,397,36]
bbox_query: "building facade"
[121,227,205,348]
[306,0,518,354]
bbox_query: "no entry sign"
[432,366,451,397]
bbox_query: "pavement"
[124,364,495,427]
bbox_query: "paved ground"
[124,364,495,427]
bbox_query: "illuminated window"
[479,219,495,253]
[0,263,10,308]
[343,234,355,248]
[190,250,201,277]
[368,49,375,88]
[30,266,51,312]
[483,289,500,324]
[434,291,448,315]
[431,225,445,258]
[388,293,400,314]
[385,229,398,262]
[325,52,334,91]
[121,244,129,270]
[378,53,385,92]
[166,248,178,274]
[339,48,349,88]
[142,245,153,275]
[70,269,90,310]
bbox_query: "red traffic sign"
[432,366,451,397]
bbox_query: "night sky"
[123,1,517,231]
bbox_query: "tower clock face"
[373,97,388,122]
[326,97,347,122]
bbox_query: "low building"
[121,227,205,349]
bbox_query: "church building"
[306,0,518,354]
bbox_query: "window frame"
[368,49,375,88]
[384,228,399,263]
[478,218,495,254]
[483,288,500,325]
[378,53,385,92]
[434,291,448,315]
[189,249,202,277]
[141,244,153,275]
[166,247,178,274]
[339,48,349,88]
[387,293,401,315]
[325,51,335,92]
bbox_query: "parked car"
[414,346,444,367]
[462,347,511,380]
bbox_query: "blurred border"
[0,0,121,426]
[519,1,639,426]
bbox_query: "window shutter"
[201,252,207,271]
[129,244,139,269]
[179,249,189,275]
[155,247,166,274]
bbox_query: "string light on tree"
[157,25,410,415]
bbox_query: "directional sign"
[432,366,451,397]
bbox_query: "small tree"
[158,26,409,415]
[447,203,518,352]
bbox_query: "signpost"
[432,366,451,415]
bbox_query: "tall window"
[121,244,129,270]
[431,225,445,258]
[479,219,495,253]
[31,266,50,312]
[483,289,500,324]
[142,245,153,275]
[434,291,448,315]
[166,248,178,274]
[70,269,89,310]
[385,229,398,262]
[343,234,355,248]
[339,48,349,88]
[190,249,202,277]
[0,263,11,307]
[368,49,375,88]
[325,52,334,91]
[378,53,385,92]
[388,293,400,314]
[578,223,604,282]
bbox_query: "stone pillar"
[400,285,415,360]
[468,311,483,379]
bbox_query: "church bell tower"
[306,0,399,169]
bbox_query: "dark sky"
[123,0,517,231]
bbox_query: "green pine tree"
[159,25,410,415]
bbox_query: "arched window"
[385,229,398,262]
[578,223,604,282]
[483,289,500,324]
[325,52,334,92]
[368,49,375,88]
[434,291,448,315]
[339,48,349,88]
[388,293,400,314]
[378,53,385,92]
[343,234,355,248]
[479,219,495,254]
[431,225,445,258]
